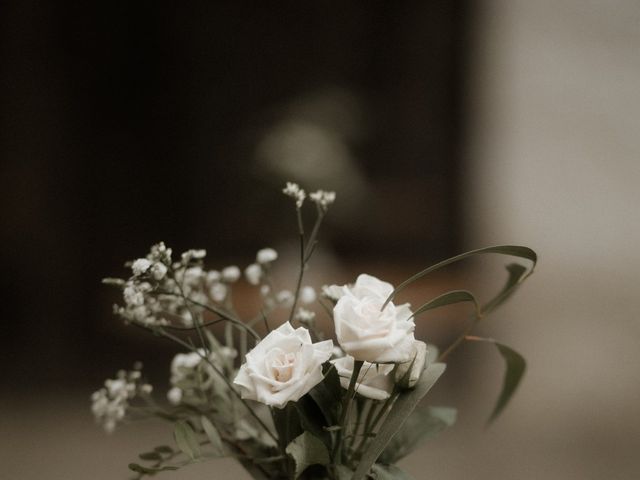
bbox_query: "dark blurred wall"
[0,1,471,390]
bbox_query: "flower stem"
[332,360,363,463]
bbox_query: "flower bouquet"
[94,183,536,479]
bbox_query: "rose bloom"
[333,274,416,363]
[331,355,394,401]
[233,322,333,408]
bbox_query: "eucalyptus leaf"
[153,445,174,455]
[383,245,537,308]
[138,451,163,461]
[466,337,526,423]
[285,432,330,479]
[128,463,179,474]
[200,416,224,455]
[411,290,481,319]
[173,421,201,460]
[370,463,415,480]
[353,362,446,480]
[481,263,528,314]
[379,406,456,463]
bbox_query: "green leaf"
[411,290,481,319]
[481,263,528,314]
[309,363,342,427]
[466,337,526,423]
[353,362,446,480]
[153,445,174,455]
[295,395,332,448]
[272,402,304,450]
[369,464,414,479]
[383,245,537,308]
[138,451,163,461]
[200,416,224,455]
[128,463,179,475]
[173,421,201,460]
[285,432,330,479]
[379,406,456,463]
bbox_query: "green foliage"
[352,362,446,480]
[379,406,456,464]
[309,364,342,427]
[285,432,330,479]
[383,244,537,308]
[128,463,179,475]
[173,421,201,460]
[411,290,481,319]
[200,416,224,456]
[466,337,527,423]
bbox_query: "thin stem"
[288,207,326,323]
[438,316,480,362]
[332,360,363,463]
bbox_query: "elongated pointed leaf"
[379,406,457,463]
[285,432,330,479]
[490,342,526,422]
[128,463,179,474]
[200,416,224,455]
[352,362,446,480]
[383,245,537,308]
[411,290,480,319]
[481,263,528,314]
[466,337,526,423]
[173,421,201,460]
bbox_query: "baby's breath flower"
[256,248,278,264]
[260,284,271,297]
[300,286,317,304]
[294,307,316,323]
[167,387,183,405]
[309,190,336,210]
[244,263,262,285]
[91,364,148,433]
[221,266,241,283]
[321,284,344,301]
[132,258,152,276]
[283,182,306,208]
[150,262,168,280]
[181,249,207,263]
[206,270,221,285]
[210,283,227,302]
[276,289,294,307]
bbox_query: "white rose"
[394,340,428,389]
[331,355,394,401]
[333,274,416,363]
[233,322,333,408]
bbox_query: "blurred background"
[1,1,639,479]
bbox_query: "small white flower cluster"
[244,247,278,286]
[282,182,306,208]
[282,182,337,212]
[309,189,336,211]
[91,364,151,433]
[166,347,237,407]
